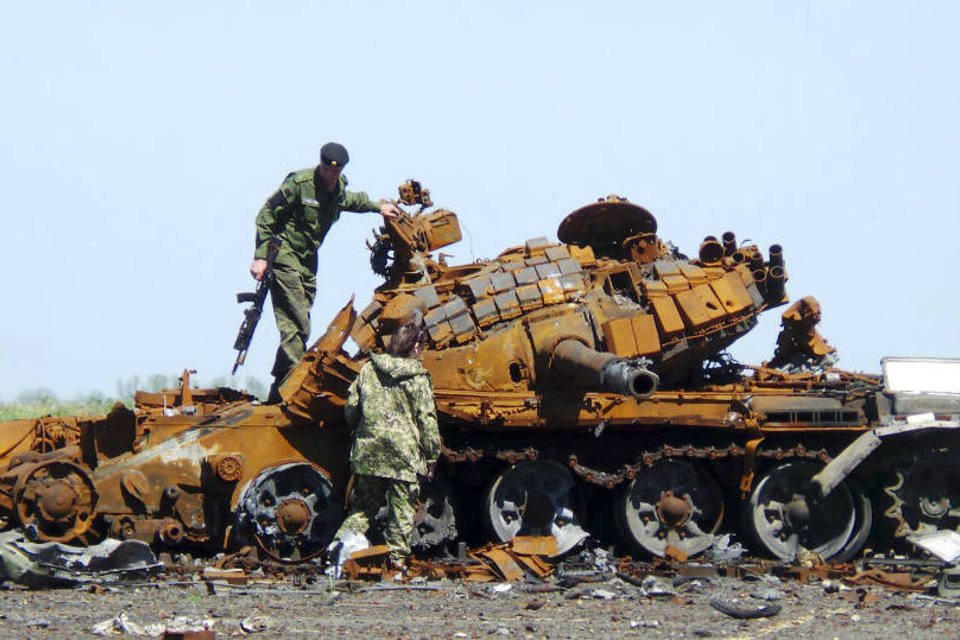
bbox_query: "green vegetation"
[0,373,266,421]
[0,388,117,421]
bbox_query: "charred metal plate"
[413,286,441,309]
[424,305,447,328]
[557,198,657,249]
[472,297,499,327]
[555,258,582,275]
[544,245,571,262]
[442,295,469,317]
[524,237,552,253]
[462,275,493,300]
[449,313,478,342]
[513,266,539,286]
[490,272,517,293]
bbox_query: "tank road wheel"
[832,485,873,563]
[484,460,588,556]
[883,448,960,538]
[14,460,98,543]
[746,460,870,561]
[372,475,458,553]
[411,475,458,553]
[617,459,724,558]
[236,462,341,563]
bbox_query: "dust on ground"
[1,568,958,639]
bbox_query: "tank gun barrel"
[550,339,659,400]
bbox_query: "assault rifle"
[232,237,282,375]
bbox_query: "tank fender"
[811,413,960,498]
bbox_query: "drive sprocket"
[883,447,960,538]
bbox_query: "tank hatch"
[557,196,657,257]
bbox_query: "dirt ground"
[1,566,958,640]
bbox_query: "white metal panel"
[882,357,960,394]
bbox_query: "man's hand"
[380,201,400,219]
[425,463,436,482]
[250,258,268,281]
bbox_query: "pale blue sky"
[2,2,958,398]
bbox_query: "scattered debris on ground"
[0,530,160,588]
[2,533,960,638]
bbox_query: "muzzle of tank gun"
[722,231,737,257]
[602,359,660,399]
[699,236,724,265]
[550,339,659,400]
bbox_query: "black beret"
[320,142,349,167]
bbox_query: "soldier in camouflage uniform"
[333,320,441,567]
[250,142,399,402]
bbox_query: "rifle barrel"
[231,237,282,374]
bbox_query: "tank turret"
[333,192,787,397]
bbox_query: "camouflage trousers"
[334,474,420,562]
[269,264,316,381]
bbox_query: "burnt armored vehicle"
[280,183,960,561]
[0,183,958,564]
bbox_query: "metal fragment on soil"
[710,597,782,619]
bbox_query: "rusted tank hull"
[0,403,352,561]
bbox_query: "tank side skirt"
[811,416,960,499]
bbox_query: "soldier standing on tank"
[332,319,441,571]
[250,142,400,403]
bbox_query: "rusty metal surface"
[770,296,836,369]
[557,195,658,256]
[0,400,351,559]
[341,537,557,582]
[0,181,957,568]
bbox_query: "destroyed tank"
[1,182,958,565]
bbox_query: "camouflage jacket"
[344,353,441,482]
[254,168,381,274]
